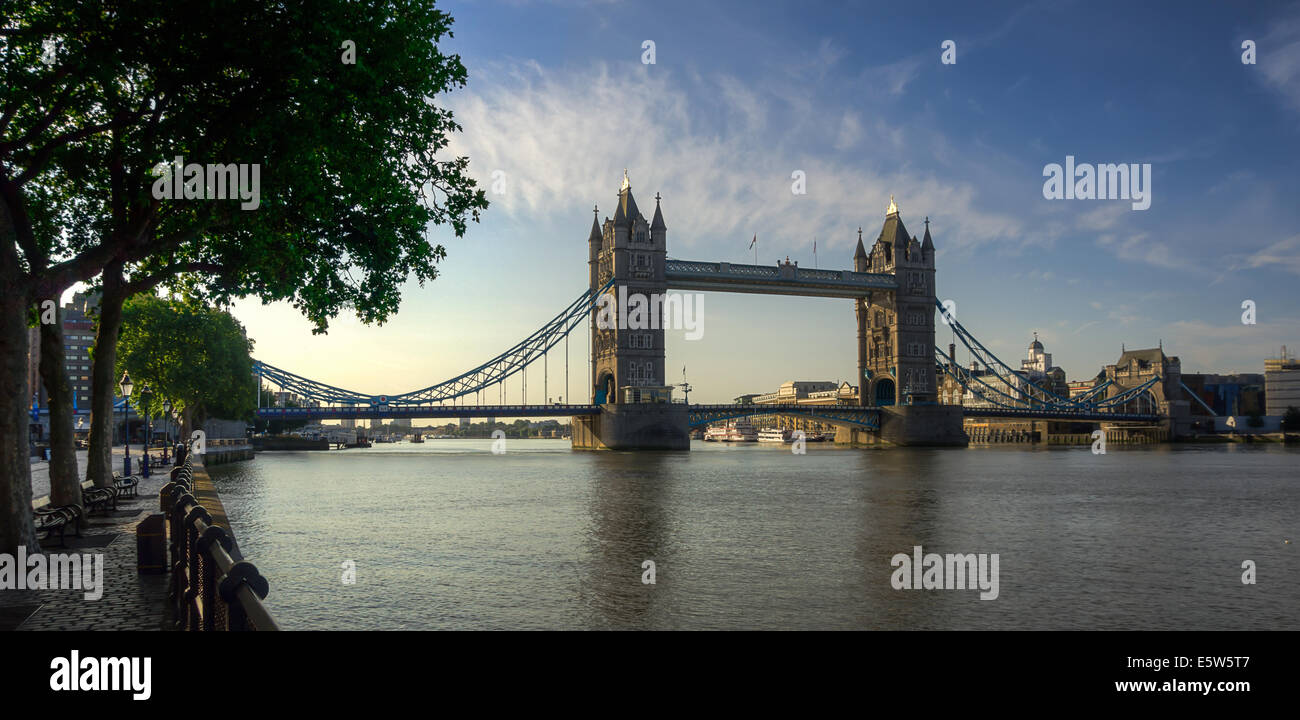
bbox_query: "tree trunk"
[86,262,126,488]
[39,305,83,509]
[0,234,39,555]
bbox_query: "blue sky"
[231,0,1300,406]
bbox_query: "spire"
[886,194,898,216]
[588,205,601,243]
[921,216,933,251]
[854,227,867,259]
[616,170,639,223]
[651,192,666,231]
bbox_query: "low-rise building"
[1264,347,1300,416]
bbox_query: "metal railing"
[159,449,279,631]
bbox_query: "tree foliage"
[1282,407,1300,432]
[115,294,256,424]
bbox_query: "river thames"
[206,441,1299,630]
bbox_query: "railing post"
[182,503,213,631]
[219,561,271,631]
[196,525,235,631]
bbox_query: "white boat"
[725,420,758,442]
[703,425,729,442]
[757,428,791,443]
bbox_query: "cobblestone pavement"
[1,466,174,631]
[29,444,166,501]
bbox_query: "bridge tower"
[588,170,669,405]
[855,196,937,407]
[851,197,966,446]
[575,171,688,450]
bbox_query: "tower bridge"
[254,172,1180,449]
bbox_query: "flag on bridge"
[748,234,756,249]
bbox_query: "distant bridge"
[253,282,1165,427]
[253,402,886,430]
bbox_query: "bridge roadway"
[254,403,1158,426]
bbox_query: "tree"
[1281,407,1300,432]
[1,1,487,555]
[115,295,256,439]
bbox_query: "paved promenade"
[28,444,163,501]
[1,458,174,631]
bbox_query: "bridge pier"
[571,404,691,451]
[839,405,967,447]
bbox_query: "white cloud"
[833,112,862,150]
[1096,232,1196,272]
[1233,234,1300,276]
[446,61,1026,258]
[1256,12,1300,114]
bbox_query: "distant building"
[945,335,1066,409]
[1264,347,1300,416]
[743,380,858,433]
[753,381,838,405]
[63,291,98,412]
[1102,344,1186,422]
[1181,373,1265,416]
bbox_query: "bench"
[82,486,119,513]
[34,505,84,547]
[114,473,140,498]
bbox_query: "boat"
[706,419,757,442]
[757,427,791,443]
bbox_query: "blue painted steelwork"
[665,259,895,298]
[961,407,1160,422]
[687,403,881,429]
[933,299,1164,417]
[254,280,613,407]
[935,344,1162,417]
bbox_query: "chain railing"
[159,448,279,631]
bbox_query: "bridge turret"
[588,205,602,287]
[853,227,868,273]
[921,217,934,267]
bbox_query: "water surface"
[208,440,1300,630]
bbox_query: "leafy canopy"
[116,294,256,422]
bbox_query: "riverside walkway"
[1,448,176,631]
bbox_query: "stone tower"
[854,196,938,407]
[589,170,668,404]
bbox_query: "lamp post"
[119,371,133,476]
[139,383,152,477]
[172,407,182,462]
[162,399,172,464]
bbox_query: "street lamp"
[139,383,152,477]
[119,371,133,476]
[162,399,172,463]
